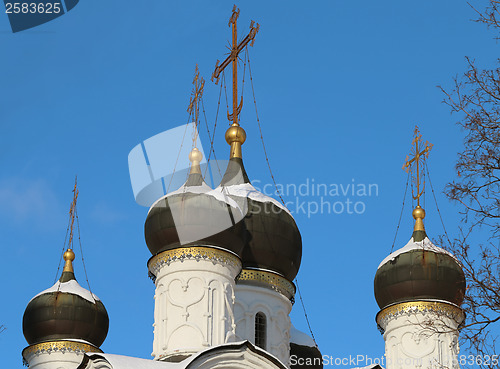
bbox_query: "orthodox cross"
[402,126,433,207]
[187,64,205,128]
[187,64,205,146]
[212,5,259,126]
[68,177,79,249]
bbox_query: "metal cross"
[402,126,433,206]
[68,176,79,249]
[187,64,205,126]
[212,5,259,126]
[187,64,205,147]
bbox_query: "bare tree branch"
[439,2,500,368]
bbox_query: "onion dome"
[216,124,302,281]
[144,147,246,258]
[23,249,109,347]
[290,325,323,369]
[374,206,466,310]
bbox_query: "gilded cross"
[68,176,79,248]
[212,5,259,126]
[402,126,433,206]
[187,64,205,129]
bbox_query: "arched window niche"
[254,312,267,350]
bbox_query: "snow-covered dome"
[217,125,302,282]
[144,148,246,258]
[23,249,109,347]
[374,206,466,309]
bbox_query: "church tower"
[144,67,246,362]
[215,115,301,365]
[374,127,466,369]
[143,7,319,366]
[22,184,109,369]
[211,6,302,365]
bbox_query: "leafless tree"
[471,0,500,37]
[438,1,500,367]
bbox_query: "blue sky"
[0,1,497,367]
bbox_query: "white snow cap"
[91,354,182,369]
[148,181,241,215]
[377,237,456,270]
[30,279,100,304]
[217,182,292,216]
[290,324,316,348]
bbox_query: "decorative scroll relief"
[221,281,237,343]
[400,329,438,358]
[236,269,295,302]
[167,277,206,315]
[153,269,238,360]
[386,329,459,369]
[164,276,210,350]
[377,302,463,369]
[148,246,242,278]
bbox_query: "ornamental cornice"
[376,300,465,333]
[22,340,102,363]
[236,269,296,303]
[148,246,241,279]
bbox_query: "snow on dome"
[30,279,100,304]
[217,182,292,216]
[377,237,456,270]
[148,181,241,215]
[290,324,316,348]
[91,353,183,369]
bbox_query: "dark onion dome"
[23,249,109,347]
[290,325,323,369]
[374,206,466,310]
[144,147,246,258]
[216,124,302,282]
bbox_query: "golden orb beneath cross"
[64,249,75,262]
[225,125,246,145]
[189,147,203,163]
[412,206,425,220]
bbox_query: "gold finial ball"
[225,125,246,145]
[189,147,203,163]
[412,206,426,220]
[63,249,75,262]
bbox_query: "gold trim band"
[22,340,102,359]
[236,269,296,302]
[148,246,241,278]
[376,300,464,332]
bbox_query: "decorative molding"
[377,301,464,333]
[236,269,295,302]
[399,329,438,358]
[151,255,239,360]
[22,340,102,364]
[148,246,241,278]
